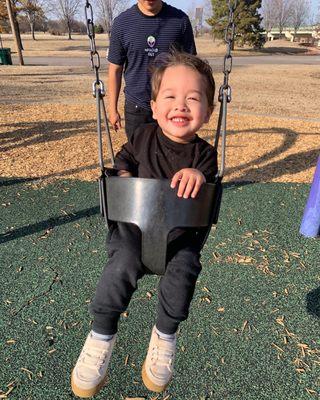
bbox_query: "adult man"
[107,0,196,138]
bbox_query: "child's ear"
[151,100,158,120]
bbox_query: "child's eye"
[165,95,174,99]
[188,97,199,101]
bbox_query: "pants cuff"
[155,318,179,335]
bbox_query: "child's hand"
[171,168,206,199]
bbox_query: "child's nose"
[174,102,188,111]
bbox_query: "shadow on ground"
[202,126,319,182]
[0,119,95,152]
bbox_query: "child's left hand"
[171,168,206,199]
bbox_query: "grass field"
[1,33,320,399]
[1,32,316,58]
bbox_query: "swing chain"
[84,0,115,173]
[85,0,104,97]
[219,0,237,103]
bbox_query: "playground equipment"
[300,156,320,238]
[84,0,237,274]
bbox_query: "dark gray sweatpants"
[90,223,202,335]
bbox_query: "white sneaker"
[71,333,116,398]
[142,326,176,392]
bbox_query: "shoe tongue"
[160,336,173,344]
[158,334,175,345]
[89,336,111,350]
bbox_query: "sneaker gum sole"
[141,361,170,393]
[71,371,107,398]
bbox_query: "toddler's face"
[151,65,211,144]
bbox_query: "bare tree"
[186,0,197,34]
[52,0,81,39]
[1,0,24,48]
[5,0,24,63]
[272,0,294,35]
[0,0,9,31]
[94,0,128,40]
[261,0,278,35]
[19,0,45,39]
[290,0,310,40]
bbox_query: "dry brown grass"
[1,33,317,58]
[0,33,109,58]
[0,35,319,184]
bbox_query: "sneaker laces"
[151,343,174,372]
[79,346,109,376]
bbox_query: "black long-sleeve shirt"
[114,123,218,181]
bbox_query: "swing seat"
[99,173,222,275]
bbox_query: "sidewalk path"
[12,54,320,67]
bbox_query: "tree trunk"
[67,21,72,39]
[15,18,24,50]
[279,24,283,37]
[5,0,24,65]
[31,22,35,40]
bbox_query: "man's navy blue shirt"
[108,2,196,110]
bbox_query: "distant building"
[266,26,320,47]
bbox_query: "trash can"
[0,48,13,65]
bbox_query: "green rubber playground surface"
[1,177,319,399]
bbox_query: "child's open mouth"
[170,117,189,127]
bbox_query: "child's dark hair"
[150,51,215,111]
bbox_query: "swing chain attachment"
[215,0,237,179]
[219,0,237,103]
[85,0,104,97]
[84,0,115,173]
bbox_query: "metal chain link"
[215,0,237,179]
[219,0,237,103]
[84,0,115,169]
[85,0,104,96]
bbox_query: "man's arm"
[182,16,197,55]
[108,62,124,131]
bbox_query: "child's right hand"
[171,168,206,199]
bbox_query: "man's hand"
[171,168,206,199]
[109,110,122,131]
[118,170,132,177]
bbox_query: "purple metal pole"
[300,156,320,238]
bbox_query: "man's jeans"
[124,100,156,139]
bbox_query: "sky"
[129,0,319,21]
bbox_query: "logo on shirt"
[147,35,156,48]
[145,35,158,57]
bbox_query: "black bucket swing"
[84,0,237,276]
